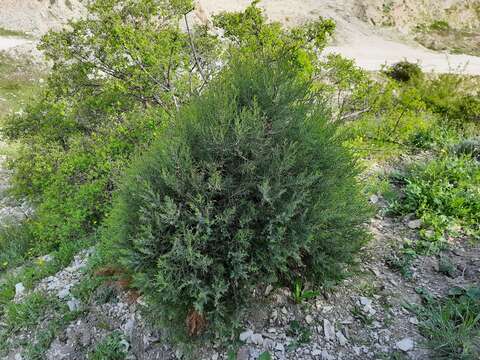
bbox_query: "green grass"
[0,53,45,121]
[390,155,480,252]
[0,291,82,358]
[23,310,82,360]
[89,331,127,360]
[0,235,93,316]
[0,221,36,272]
[413,287,480,359]
[4,292,50,330]
[0,27,28,38]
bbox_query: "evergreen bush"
[385,61,423,82]
[105,55,371,338]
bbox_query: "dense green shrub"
[392,156,480,251]
[1,0,218,251]
[415,74,480,125]
[105,51,371,338]
[385,61,423,82]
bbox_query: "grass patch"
[413,286,480,359]
[0,27,28,38]
[0,53,45,120]
[0,221,35,272]
[0,235,93,316]
[23,309,83,360]
[89,331,127,360]
[0,291,82,358]
[390,155,480,252]
[4,292,50,331]
[414,22,480,57]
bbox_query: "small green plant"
[414,286,480,359]
[292,279,320,304]
[286,320,312,350]
[438,256,456,277]
[385,247,416,279]
[351,304,374,326]
[258,352,272,360]
[89,331,127,360]
[430,20,450,32]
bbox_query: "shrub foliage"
[106,51,371,336]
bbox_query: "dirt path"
[197,0,480,75]
[0,37,31,52]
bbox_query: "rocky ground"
[2,156,478,360]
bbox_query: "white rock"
[353,346,361,355]
[211,353,219,360]
[265,285,273,296]
[323,319,335,341]
[370,194,379,204]
[311,349,322,356]
[15,283,25,297]
[409,317,419,325]
[275,343,285,352]
[336,331,347,346]
[67,299,80,312]
[396,338,414,352]
[321,350,335,360]
[58,287,71,299]
[250,333,263,345]
[305,315,314,324]
[15,354,23,360]
[359,297,371,306]
[239,329,253,342]
[407,219,422,229]
[124,316,135,332]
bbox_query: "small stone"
[409,317,419,325]
[67,299,80,312]
[305,315,314,324]
[58,287,71,300]
[353,346,361,355]
[408,219,422,229]
[239,329,253,342]
[122,317,135,340]
[370,194,379,204]
[275,343,285,352]
[396,337,414,352]
[250,333,263,345]
[236,346,249,360]
[323,319,335,341]
[265,285,273,296]
[336,331,347,346]
[321,350,335,360]
[15,354,22,360]
[359,297,371,306]
[15,283,25,297]
[311,349,322,356]
[211,353,219,360]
